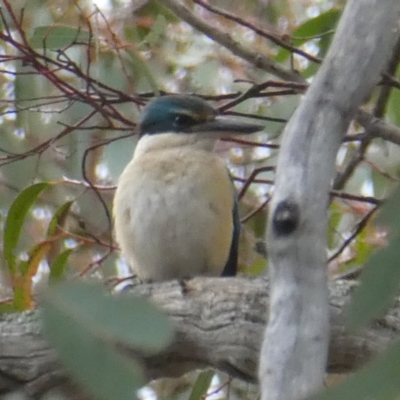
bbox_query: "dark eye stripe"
[173,114,196,129]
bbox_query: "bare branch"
[328,206,379,263]
[333,35,400,190]
[161,0,305,83]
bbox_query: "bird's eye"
[173,114,195,129]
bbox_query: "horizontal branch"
[356,109,400,146]
[0,278,398,398]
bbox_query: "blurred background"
[1,0,399,398]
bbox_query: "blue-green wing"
[221,184,240,277]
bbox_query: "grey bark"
[261,1,400,399]
[0,278,399,399]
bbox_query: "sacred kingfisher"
[113,95,263,281]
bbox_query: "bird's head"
[139,95,263,147]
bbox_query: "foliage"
[0,0,400,399]
[348,185,400,329]
[41,282,173,400]
[311,339,400,400]
[311,184,400,400]
[3,182,50,310]
[188,369,215,400]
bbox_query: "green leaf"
[134,0,178,23]
[291,9,341,40]
[352,225,374,267]
[310,339,400,400]
[141,14,166,47]
[246,258,267,276]
[188,369,215,400]
[347,186,400,329]
[19,241,50,276]
[328,202,342,249]
[49,249,73,282]
[47,201,73,237]
[14,240,52,311]
[348,239,400,328]
[387,65,400,126]
[29,26,90,49]
[0,302,16,313]
[42,282,174,400]
[3,182,49,273]
[388,86,400,127]
[124,48,159,93]
[42,282,173,351]
[378,186,400,226]
[275,9,340,63]
[42,298,144,400]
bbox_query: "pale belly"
[113,150,234,281]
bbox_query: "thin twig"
[241,197,271,223]
[193,0,322,64]
[333,35,400,190]
[328,206,379,262]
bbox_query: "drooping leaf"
[352,222,375,267]
[14,241,52,310]
[124,48,159,93]
[10,199,72,310]
[42,282,173,351]
[19,241,50,276]
[42,297,145,400]
[134,0,178,23]
[141,14,167,47]
[29,26,90,49]
[3,182,49,273]
[246,257,268,276]
[0,301,16,313]
[45,200,73,277]
[291,9,341,41]
[328,202,343,249]
[310,339,400,400]
[387,66,400,126]
[47,201,73,237]
[347,186,400,329]
[42,282,174,400]
[49,249,73,282]
[275,9,340,63]
[188,369,215,400]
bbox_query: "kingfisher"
[113,95,263,281]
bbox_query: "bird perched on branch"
[113,95,263,281]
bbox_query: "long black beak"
[187,116,264,135]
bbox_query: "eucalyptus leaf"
[387,81,400,127]
[3,182,49,273]
[49,249,73,282]
[29,26,90,49]
[47,201,73,237]
[188,369,215,400]
[42,300,144,400]
[42,282,173,351]
[291,9,340,40]
[141,14,166,47]
[347,185,400,329]
[310,339,400,400]
[275,9,340,63]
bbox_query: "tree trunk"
[261,1,400,399]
